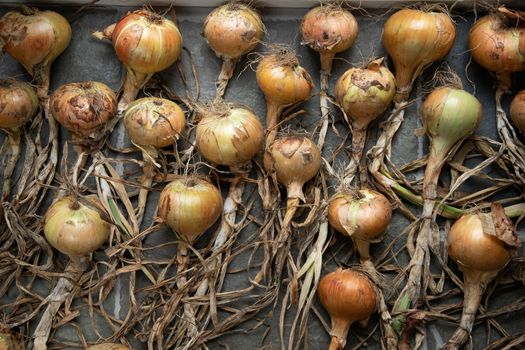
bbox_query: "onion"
[0,331,22,350]
[86,344,130,350]
[50,81,117,140]
[0,79,38,200]
[383,8,456,102]
[158,177,223,244]
[318,269,377,350]
[94,9,182,112]
[196,103,263,167]
[43,195,110,260]
[334,58,395,185]
[328,189,392,268]
[510,90,525,134]
[203,3,263,100]
[443,203,519,350]
[301,4,358,74]
[0,7,71,96]
[124,97,186,225]
[256,48,314,146]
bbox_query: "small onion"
[0,79,38,130]
[300,5,358,72]
[196,104,263,167]
[0,332,22,350]
[0,7,71,95]
[256,49,314,146]
[328,189,392,264]
[264,135,321,201]
[444,204,519,350]
[158,177,223,243]
[124,97,185,150]
[203,3,263,60]
[383,9,456,102]
[50,81,117,139]
[43,195,110,258]
[318,269,377,350]
[86,344,130,350]
[509,90,525,134]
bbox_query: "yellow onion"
[444,204,519,350]
[50,81,117,139]
[196,103,263,167]
[158,177,223,243]
[509,90,525,134]
[264,135,321,201]
[98,9,182,111]
[300,4,358,72]
[43,195,110,258]
[0,7,71,95]
[328,189,392,264]
[86,344,130,350]
[383,9,456,102]
[469,8,525,83]
[0,79,38,130]
[318,269,377,350]
[124,97,185,150]
[0,331,22,350]
[256,49,314,146]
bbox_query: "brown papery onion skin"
[0,8,71,95]
[510,90,525,134]
[50,81,117,139]
[469,12,525,81]
[158,177,223,244]
[196,104,263,167]
[86,344,130,350]
[300,5,358,72]
[264,135,321,201]
[0,79,38,129]
[383,9,456,102]
[43,196,110,258]
[124,97,185,149]
[328,189,392,265]
[318,269,377,350]
[0,332,22,350]
[203,3,263,60]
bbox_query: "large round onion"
[0,79,38,130]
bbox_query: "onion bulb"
[383,9,456,102]
[0,7,71,96]
[96,9,182,111]
[510,90,525,134]
[86,344,130,350]
[335,58,395,184]
[203,3,263,99]
[328,189,392,266]
[300,4,358,73]
[256,48,314,146]
[196,103,263,167]
[0,331,22,350]
[318,269,377,350]
[443,203,519,350]
[0,79,39,130]
[50,81,117,140]
[158,177,223,243]
[43,195,110,259]
[124,97,185,151]
[264,135,321,202]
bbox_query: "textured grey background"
[1,3,525,350]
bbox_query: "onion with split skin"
[203,2,263,100]
[256,48,314,147]
[318,269,377,350]
[94,9,182,113]
[0,79,38,201]
[443,203,519,350]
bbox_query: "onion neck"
[329,316,353,350]
[265,100,283,148]
[33,63,52,98]
[421,146,446,218]
[119,66,152,113]
[320,51,335,76]
[344,127,368,187]
[287,182,305,202]
[215,57,239,102]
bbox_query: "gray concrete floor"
[2,3,525,350]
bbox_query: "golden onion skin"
[0,80,38,129]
